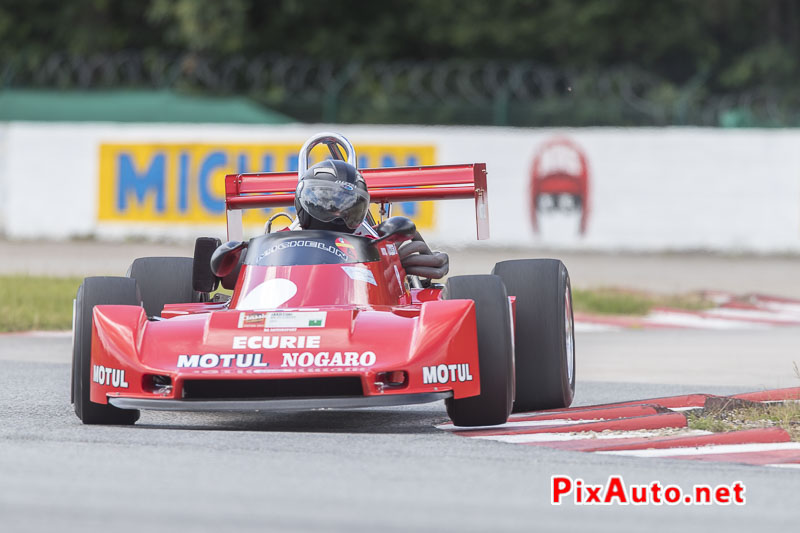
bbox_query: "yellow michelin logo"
[98,143,437,229]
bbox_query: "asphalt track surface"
[2,333,799,533]
[2,240,800,530]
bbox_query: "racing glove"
[398,232,449,281]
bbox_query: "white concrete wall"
[1,121,799,252]
[0,123,8,234]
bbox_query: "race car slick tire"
[443,275,514,427]
[71,277,141,425]
[127,257,204,317]
[492,259,575,412]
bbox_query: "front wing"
[88,300,481,411]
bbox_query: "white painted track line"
[0,330,71,338]
[643,311,767,330]
[437,419,602,431]
[706,308,800,323]
[598,442,800,458]
[574,323,621,333]
[471,430,711,444]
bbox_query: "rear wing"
[224,163,489,241]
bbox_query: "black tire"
[492,259,575,412]
[127,257,203,317]
[71,277,141,425]
[443,275,514,426]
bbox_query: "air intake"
[182,377,363,399]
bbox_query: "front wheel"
[127,257,204,317]
[492,259,575,412]
[71,277,141,425]
[443,275,514,426]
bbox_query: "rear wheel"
[443,275,514,426]
[71,277,141,425]
[492,259,575,412]
[127,257,203,317]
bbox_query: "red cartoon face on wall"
[530,137,591,235]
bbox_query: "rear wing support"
[225,163,489,241]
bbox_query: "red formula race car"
[71,133,575,427]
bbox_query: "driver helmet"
[295,160,370,233]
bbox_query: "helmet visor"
[296,179,370,230]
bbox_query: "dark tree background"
[1,0,798,125]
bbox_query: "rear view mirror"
[210,241,248,278]
[373,216,417,245]
[193,237,222,292]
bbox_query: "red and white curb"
[576,292,800,331]
[438,387,800,468]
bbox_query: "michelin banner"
[97,142,435,230]
[1,122,799,253]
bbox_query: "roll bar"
[297,132,358,177]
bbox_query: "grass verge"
[0,276,714,332]
[687,402,800,441]
[572,288,714,316]
[0,275,82,332]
